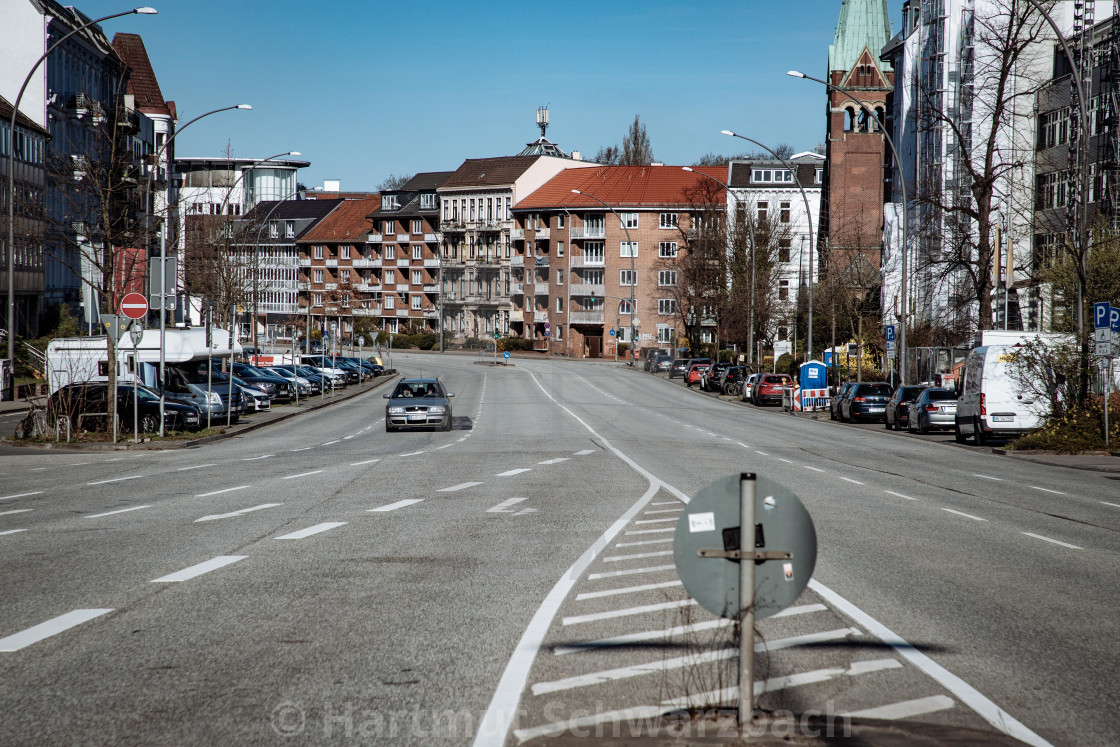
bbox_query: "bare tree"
[621,115,654,166]
[665,179,727,349]
[592,145,621,165]
[375,173,413,191]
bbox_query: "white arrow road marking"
[152,556,246,583]
[438,481,483,492]
[195,504,282,522]
[85,505,150,518]
[274,522,347,540]
[369,499,424,512]
[488,497,528,513]
[0,609,114,652]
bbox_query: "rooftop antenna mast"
[536,106,550,138]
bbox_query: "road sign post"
[129,321,144,443]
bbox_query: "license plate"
[992,415,1014,422]
[869,407,884,413]
[408,414,425,421]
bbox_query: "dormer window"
[420,193,437,210]
[381,194,401,210]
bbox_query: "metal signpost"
[150,256,177,438]
[674,473,817,728]
[129,322,144,443]
[1094,302,1118,448]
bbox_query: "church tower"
[819,0,894,284]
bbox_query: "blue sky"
[82,0,905,190]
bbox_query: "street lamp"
[787,69,911,383]
[571,189,637,364]
[5,6,157,401]
[719,132,817,364]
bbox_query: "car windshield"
[859,384,892,396]
[393,382,441,398]
[119,385,161,403]
[762,375,789,383]
[899,386,925,399]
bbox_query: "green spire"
[829,0,893,74]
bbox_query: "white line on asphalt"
[512,707,665,743]
[650,501,681,506]
[0,491,42,501]
[847,695,956,720]
[514,508,537,516]
[68,462,91,466]
[642,509,681,515]
[436,444,453,449]
[538,457,570,465]
[553,619,732,656]
[350,458,381,466]
[803,465,825,473]
[532,645,732,695]
[575,580,682,601]
[104,458,124,462]
[777,457,793,463]
[809,578,1051,747]
[457,437,467,442]
[0,509,33,516]
[195,504,282,522]
[243,455,273,461]
[972,473,1003,481]
[399,451,425,457]
[941,508,987,522]
[1021,532,1082,550]
[0,529,28,536]
[177,464,216,471]
[614,538,674,548]
[561,599,696,626]
[623,527,674,535]
[195,486,250,498]
[885,490,917,500]
[29,467,46,471]
[603,550,674,563]
[281,470,323,480]
[85,505,150,518]
[322,440,340,446]
[0,609,114,652]
[1103,502,1120,508]
[274,522,347,540]
[438,481,483,492]
[496,468,532,477]
[755,450,769,456]
[370,499,424,512]
[289,447,312,452]
[771,603,829,618]
[839,476,866,485]
[488,497,529,513]
[151,556,247,583]
[342,435,354,440]
[574,449,596,455]
[87,475,143,486]
[587,565,672,581]
[1026,485,1066,495]
[737,442,750,448]
[631,518,676,525]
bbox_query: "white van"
[955,344,1049,444]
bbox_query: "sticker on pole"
[674,474,816,620]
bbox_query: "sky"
[78,0,906,191]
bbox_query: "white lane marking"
[0,609,114,652]
[847,695,956,720]
[554,619,732,656]
[809,578,1052,747]
[104,458,124,462]
[532,646,734,695]
[755,450,769,456]
[776,457,793,463]
[512,706,665,743]
[195,504,282,522]
[574,450,596,455]
[650,501,680,506]
[274,522,347,540]
[342,436,354,440]
[614,538,674,548]
[399,450,425,457]
[151,556,246,583]
[85,505,150,518]
[350,458,381,466]
[538,458,570,465]
[495,468,532,477]
[68,462,91,466]
[438,481,483,492]
[370,499,424,512]
[322,440,340,446]
[839,476,866,485]
[1103,502,1120,508]
[0,491,42,501]
[642,509,681,515]
[281,470,323,480]
[1021,532,1082,550]
[1026,485,1066,495]
[514,508,537,516]
[972,473,1003,481]
[941,508,987,522]
[195,486,250,498]
[87,475,143,486]
[289,447,312,452]
[457,437,467,442]
[624,527,674,535]
[575,580,682,601]
[436,444,453,449]
[177,464,217,471]
[803,465,825,473]
[0,509,33,516]
[602,550,674,563]
[242,455,273,461]
[737,442,750,448]
[587,564,676,580]
[631,518,676,525]
[0,529,28,536]
[488,497,529,513]
[562,599,696,626]
[29,467,47,471]
[885,490,917,500]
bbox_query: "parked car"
[909,388,958,434]
[955,344,1048,445]
[830,382,855,420]
[685,362,711,387]
[384,378,454,432]
[719,366,746,395]
[751,373,792,406]
[701,362,732,392]
[300,356,351,385]
[840,382,893,422]
[668,358,691,379]
[48,383,201,434]
[221,362,293,402]
[161,365,244,423]
[263,366,312,397]
[653,354,673,373]
[643,348,669,372]
[884,385,927,431]
[741,373,759,403]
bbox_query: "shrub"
[1010,392,1120,453]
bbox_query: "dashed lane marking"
[195,504,282,522]
[839,476,866,485]
[0,492,43,501]
[496,468,532,477]
[0,529,28,536]
[885,490,917,500]
[281,470,324,480]
[538,458,570,465]
[972,474,1003,481]
[803,466,825,473]
[1021,532,1082,550]
[438,481,484,492]
[195,486,250,498]
[574,450,597,455]
[1026,485,1066,495]
[177,464,216,471]
[0,609,114,652]
[87,475,142,486]
[151,556,246,583]
[488,497,529,513]
[370,499,424,512]
[85,506,150,518]
[942,508,987,522]
[561,599,696,626]
[243,455,273,461]
[274,522,347,540]
[350,459,381,466]
[0,509,33,516]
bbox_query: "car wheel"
[830,407,836,421]
[975,418,987,446]
[139,413,159,434]
[954,420,967,443]
[442,416,452,432]
[916,414,926,434]
[385,420,396,433]
[907,417,915,433]
[884,414,892,429]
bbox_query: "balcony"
[324,283,338,291]
[353,306,381,317]
[423,258,440,268]
[298,258,311,267]
[509,282,524,295]
[396,258,411,267]
[568,255,604,268]
[423,283,439,293]
[395,283,409,292]
[356,283,381,293]
[325,259,338,268]
[534,227,550,240]
[569,283,605,297]
[570,311,605,324]
[352,258,378,268]
[423,233,439,242]
[510,255,525,267]
[476,220,501,233]
[396,308,411,317]
[423,308,439,318]
[570,226,605,239]
[367,233,382,242]
[509,310,524,323]
[533,256,550,268]
[534,311,550,323]
[441,220,466,232]
[511,228,525,241]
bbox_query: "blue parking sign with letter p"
[1096,302,1111,329]
[885,325,896,342]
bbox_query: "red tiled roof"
[111,33,171,116]
[297,196,381,242]
[514,165,727,210]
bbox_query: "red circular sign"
[121,292,149,320]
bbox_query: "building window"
[340,245,351,259]
[385,245,395,260]
[557,214,565,229]
[381,194,400,210]
[658,270,677,286]
[422,193,437,211]
[779,280,789,300]
[619,212,638,229]
[342,294,351,307]
[556,269,563,286]
[584,242,605,265]
[412,270,422,285]
[383,220,395,235]
[620,241,638,258]
[619,299,633,315]
[778,239,791,263]
[413,245,422,260]
[470,199,476,221]
[657,325,671,343]
[412,219,423,234]
[756,201,768,223]
[313,293,323,306]
[658,298,676,315]
[411,294,422,310]
[620,269,637,286]
[815,168,823,184]
[313,269,323,283]
[505,197,511,220]
[556,240,564,257]
[556,297,563,313]
[751,169,792,183]
[659,241,678,258]
[658,212,678,229]
[780,202,791,223]
[285,221,295,238]
[269,221,279,238]
[314,245,324,260]
[341,269,351,283]
[385,294,395,309]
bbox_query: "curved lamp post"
[788,69,910,383]
[571,189,637,364]
[6,6,157,401]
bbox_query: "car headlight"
[427,406,445,414]
[389,407,405,414]
[207,391,222,405]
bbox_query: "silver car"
[384,378,455,432]
[908,388,958,434]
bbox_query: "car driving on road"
[384,378,455,432]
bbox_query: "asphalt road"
[0,354,1116,746]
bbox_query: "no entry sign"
[121,292,149,320]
